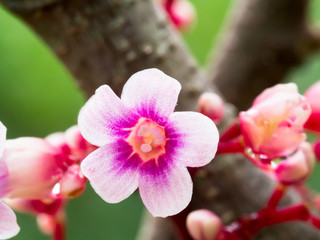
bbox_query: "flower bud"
[304,81,320,132]
[274,142,315,185]
[239,83,311,158]
[46,126,96,164]
[37,208,65,236]
[170,0,196,31]
[46,132,71,156]
[186,209,223,240]
[37,214,56,235]
[1,137,67,198]
[58,165,87,199]
[198,92,224,123]
[65,125,96,163]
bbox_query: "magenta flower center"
[126,118,166,162]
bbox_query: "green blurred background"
[0,0,320,239]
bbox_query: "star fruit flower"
[78,69,219,217]
[0,122,20,239]
[239,83,311,159]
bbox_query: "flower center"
[126,118,166,162]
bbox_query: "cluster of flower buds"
[236,83,315,185]
[0,125,95,238]
[158,0,196,31]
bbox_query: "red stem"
[53,222,65,240]
[217,140,244,154]
[266,184,286,210]
[220,121,242,142]
[227,204,310,238]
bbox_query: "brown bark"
[209,0,320,110]
[2,0,320,239]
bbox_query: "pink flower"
[78,69,219,217]
[1,137,66,199]
[0,122,20,239]
[239,83,311,158]
[304,81,320,132]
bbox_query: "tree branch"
[2,0,320,239]
[208,0,320,110]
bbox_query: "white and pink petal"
[78,85,139,147]
[139,158,192,217]
[0,122,6,158]
[0,201,19,239]
[81,139,141,203]
[166,112,219,168]
[121,69,181,124]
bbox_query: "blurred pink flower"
[78,68,219,217]
[239,83,311,158]
[0,122,20,239]
[304,81,320,133]
[1,137,66,199]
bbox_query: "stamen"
[141,143,152,153]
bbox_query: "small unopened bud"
[186,209,223,240]
[304,81,320,133]
[37,210,65,236]
[1,137,67,198]
[170,0,196,31]
[37,214,55,236]
[46,132,71,156]
[198,92,224,123]
[274,142,315,185]
[59,165,87,198]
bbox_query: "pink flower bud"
[198,92,224,123]
[274,142,315,185]
[239,83,311,158]
[65,125,97,163]
[1,137,67,198]
[46,126,96,164]
[46,132,71,156]
[170,0,196,31]
[37,208,65,236]
[58,165,87,199]
[186,209,223,240]
[304,81,320,132]
[160,0,196,31]
[37,214,56,235]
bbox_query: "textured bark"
[2,0,320,239]
[209,0,320,110]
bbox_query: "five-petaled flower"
[78,69,219,217]
[0,122,20,239]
